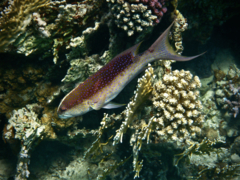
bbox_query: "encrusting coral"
[174,138,240,179]
[223,80,240,118]
[214,65,240,119]
[169,10,188,54]
[152,69,204,145]
[4,104,46,179]
[0,0,50,52]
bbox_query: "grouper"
[57,21,203,119]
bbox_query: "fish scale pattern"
[60,52,134,110]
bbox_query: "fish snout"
[58,105,67,113]
[57,105,70,119]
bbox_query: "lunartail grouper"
[57,21,204,119]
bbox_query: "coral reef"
[178,0,240,43]
[61,54,102,90]
[113,64,154,145]
[0,0,106,63]
[1,0,240,179]
[4,104,46,179]
[223,80,240,118]
[152,69,204,145]
[214,65,240,119]
[174,138,225,166]
[0,0,50,52]
[106,0,167,36]
[169,10,188,54]
[175,138,240,179]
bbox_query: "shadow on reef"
[0,115,18,180]
[172,14,240,79]
[28,140,74,179]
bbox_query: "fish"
[57,21,204,119]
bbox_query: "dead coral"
[0,0,50,52]
[214,65,240,118]
[4,104,46,179]
[223,80,240,118]
[174,138,240,179]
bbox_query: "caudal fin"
[144,20,205,62]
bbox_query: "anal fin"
[102,101,126,109]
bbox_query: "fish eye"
[59,106,67,112]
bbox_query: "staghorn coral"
[83,113,117,159]
[113,64,154,145]
[106,0,167,36]
[152,69,204,145]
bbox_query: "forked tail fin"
[143,21,205,62]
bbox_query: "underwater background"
[0,0,240,179]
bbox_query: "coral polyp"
[106,0,168,36]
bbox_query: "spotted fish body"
[58,22,203,119]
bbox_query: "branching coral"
[113,64,154,145]
[83,113,118,159]
[152,69,204,145]
[106,0,167,36]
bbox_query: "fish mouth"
[58,113,73,119]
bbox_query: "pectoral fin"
[102,101,126,109]
[90,94,107,110]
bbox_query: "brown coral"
[0,0,50,51]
